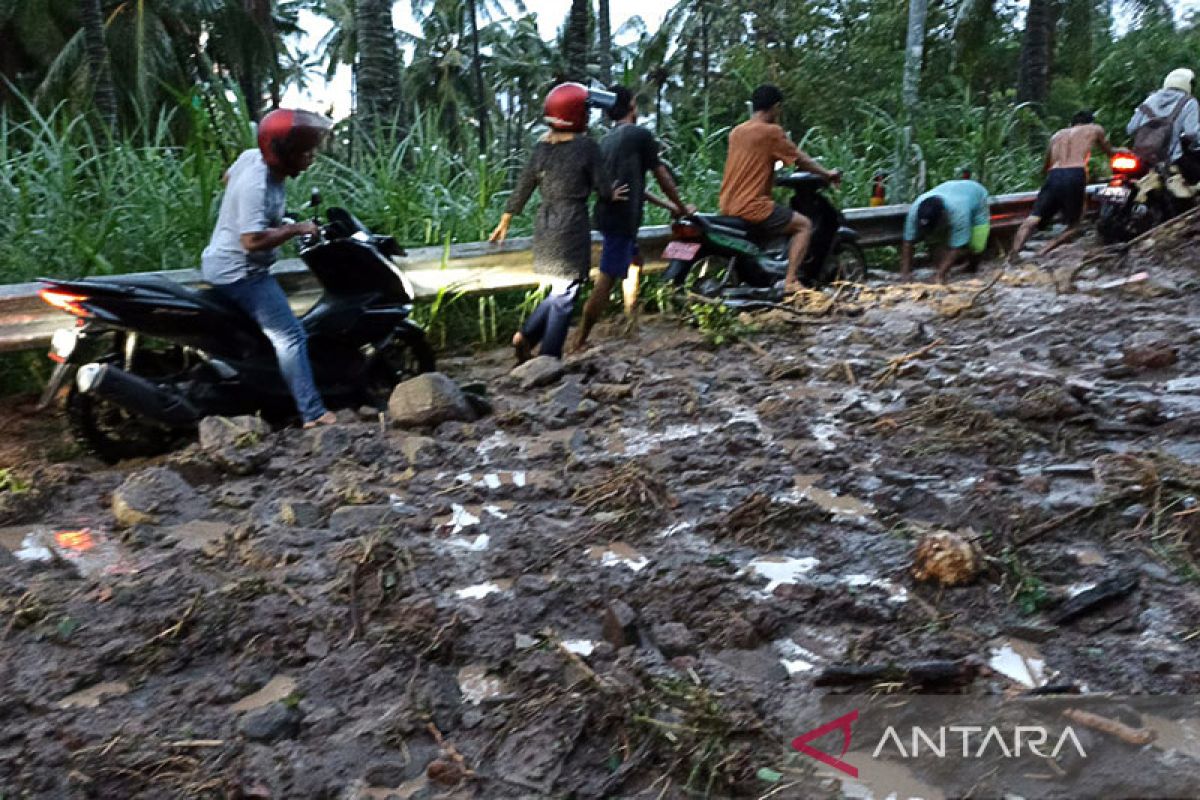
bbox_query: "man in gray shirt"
[201,109,335,427]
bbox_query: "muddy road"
[3,241,1200,799]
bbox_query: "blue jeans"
[520,280,581,358]
[214,271,328,422]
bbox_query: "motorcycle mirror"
[309,188,322,208]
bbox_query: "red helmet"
[544,82,589,132]
[257,109,333,176]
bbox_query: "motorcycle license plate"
[1101,185,1130,201]
[48,327,78,363]
[662,241,702,261]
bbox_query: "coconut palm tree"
[356,0,403,135]
[79,0,117,127]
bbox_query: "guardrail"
[0,186,1096,353]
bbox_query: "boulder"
[198,416,272,475]
[388,373,474,429]
[510,356,566,389]
[239,704,303,743]
[111,468,205,527]
[650,622,696,658]
[911,530,981,587]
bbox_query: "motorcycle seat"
[695,214,753,232]
[116,274,247,318]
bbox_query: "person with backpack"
[1127,68,1200,182]
[1009,110,1114,263]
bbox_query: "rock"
[910,530,981,587]
[586,382,633,403]
[307,425,354,460]
[329,505,394,533]
[238,704,302,743]
[602,600,638,648]
[575,399,600,418]
[111,467,204,527]
[1122,341,1178,370]
[304,631,330,659]
[427,758,466,787]
[198,416,273,475]
[650,622,695,657]
[163,520,229,552]
[768,362,811,381]
[395,435,436,467]
[510,356,565,389]
[712,648,789,683]
[388,373,474,429]
[549,378,585,411]
[365,760,408,787]
[278,499,321,528]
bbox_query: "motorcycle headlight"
[76,363,103,393]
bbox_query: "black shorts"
[1032,167,1087,226]
[750,203,795,238]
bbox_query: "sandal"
[303,411,337,429]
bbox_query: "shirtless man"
[1009,110,1114,262]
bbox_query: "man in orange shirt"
[719,84,841,294]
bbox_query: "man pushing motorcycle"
[201,108,337,429]
[718,84,842,294]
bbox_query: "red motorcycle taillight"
[671,222,701,240]
[39,289,89,317]
[1111,153,1140,173]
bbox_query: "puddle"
[587,542,650,572]
[775,638,822,674]
[230,675,297,713]
[841,574,909,604]
[619,423,715,457]
[792,475,875,520]
[987,640,1048,688]
[453,470,533,490]
[2,528,134,578]
[438,503,509,537]
[58,681,131,710]
[457,665,504,704]
[476,431,519,460]
[562,640,597,657]
[809,421,842,452]
[447,534,490,552]
[658,520,696,539]
[744,556,821,592]
[453,580,512,600]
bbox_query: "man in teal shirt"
[900,179,991,283]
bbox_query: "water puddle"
[658,520,696,539]
[744,556,821,592]
[619,423,714,457]
[808,421,842,452]
[2,527,134,578]
[775,638,822,675]
[230,675,297,713]
[453,579,512,600]
[447,533,491,551]
[987,640,1048,688]
[587,542,650,572]
[457,665,504,704]
[438,503,509,537]
[841,574,909,604]
[57,680,131,710]
[561,640,597,657]
[792,475,876,520]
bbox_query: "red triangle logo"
[791,709,859,778]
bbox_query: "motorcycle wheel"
[365,333,437,406]
[823,241,868,284]
[65,348,190,464]
[687,256,731,298]
[1096,202,1128,244]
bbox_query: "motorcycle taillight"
[671,222,701,240]
[39,289,89,317]
[1111,153,1140,174]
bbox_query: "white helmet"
[1163,68,1194,94]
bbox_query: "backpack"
[1132,96,1190,166]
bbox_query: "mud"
[2,239,1200,798]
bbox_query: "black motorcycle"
[662,172,866,298]
[37,191,434,462]
[1097,148,1197,244]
